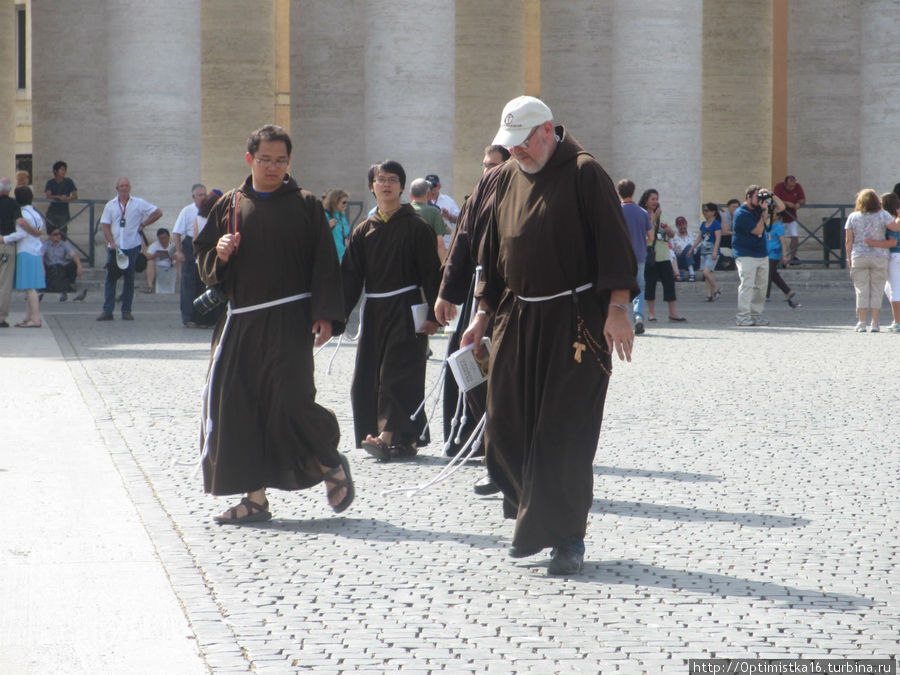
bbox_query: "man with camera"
[733,185,786,326]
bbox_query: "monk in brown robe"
[461,97,639,575]
[341,159,442,460]
[194,125,353,524]
[435,145,509,494]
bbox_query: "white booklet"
[447,338,492,391]
[411,303,429,332]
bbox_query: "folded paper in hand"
[447,338,492,391]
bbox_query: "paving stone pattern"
[46,281,898,673]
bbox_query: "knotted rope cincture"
[381,413,486,497]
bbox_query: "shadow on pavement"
[594,465,722,483]
[591,499,810,528]
[569,559,876,610]
[244,516,503,549]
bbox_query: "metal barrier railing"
[31,197,370,269]
[791,203,853,268]
[33,197,105,267]
[719,202,853,269]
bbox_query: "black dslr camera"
[756,189,777,224]
[193,285,228,315]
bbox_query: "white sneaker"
[735,317,755,327]
[888,322,900,333]
[754,317,770,326]
[855,322,866,332]
[869,322,880,333]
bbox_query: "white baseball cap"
[491,96,553,148]
[116,250,129,270]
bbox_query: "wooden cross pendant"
[572,341,586,363]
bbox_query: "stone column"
[788,0,861,205]
[202,0,276,193]
[106,0,202,220]
[611,0,703,225]
[290,0,366,203]
[701,1,773,203]
[860,0,900,193]
[364,2,455,209]
[453,0,526,196]
[1,0,18,177]
[31,0,109,201]
[540,0,615,165]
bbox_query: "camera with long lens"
[193,285,228,315]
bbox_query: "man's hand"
[312,319,332,347]
[175,251,185,263]
[420,320,440,336]
[217,232,241,262]
[460,311,490,358]
[434,297,458,326]
[604,302,634,363]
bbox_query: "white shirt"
[173,202,199,239]
[100,195,158,250]
[434,192,459,247]
[4,205,44,256]
[147,241,177,268]
[672,230,694,255]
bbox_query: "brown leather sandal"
[388,442,418,459]
[214,496,271,525]
[361,435,391,460]
[322,454,354,514]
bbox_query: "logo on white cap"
[492,96,553,147]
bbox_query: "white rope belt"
[365,284,418,299]
[516,282,593,302]
[200,291,312,464]
[351,284,420,341]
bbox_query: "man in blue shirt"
[732,185,785,326]
[617,179,652,334]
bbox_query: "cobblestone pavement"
[35,280,900,672]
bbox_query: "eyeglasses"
[339,200,348,205]
[508,125,540,151]
[253,157,290,168]
[374,176,400,185]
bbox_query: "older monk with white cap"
[461,96,639,575]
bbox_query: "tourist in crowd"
[844,189,893,332]
[865,192,900,332]
[639,189,685,322]
[323,189,351,261]
[2,187,45,327]
[694,202,722,302]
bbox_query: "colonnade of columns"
[10,1,900,232]
[1,0,16,178]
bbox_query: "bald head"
[409,178,432,202]
[0,177,11,195]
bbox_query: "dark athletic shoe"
[473,476,501,496]
[96,312,114,321]
[508,544,544,559]
[122,312,134,320]
[548,547,585,575]
[633,315,645,335]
